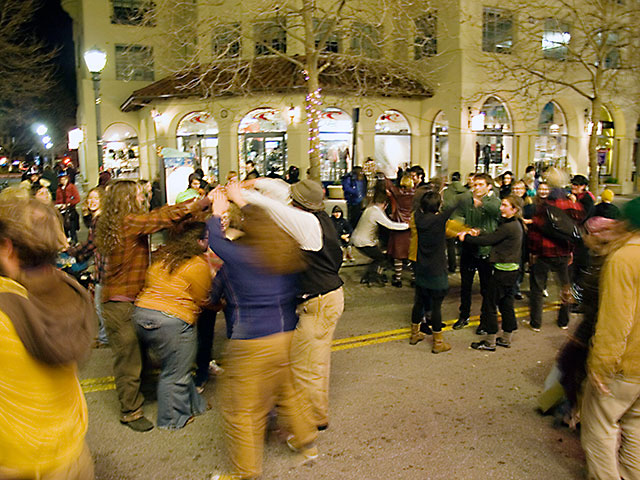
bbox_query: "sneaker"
[470,340,496,351]
[209,360,224,375]
[475,327,488,336]
[391,279,402,288]
[496,337,511,348]
[542,289,549,297]
[558,323,569,330]
[527,321,541,332]
[452,317,469,330]
[286,435,319,463]
[514,292,524,300]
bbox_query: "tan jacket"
[588,236,640,382]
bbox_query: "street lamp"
[35,124,48,136]
[42,135,51,144]
[83,47,107,170]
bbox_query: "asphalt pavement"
[80,263,585,480]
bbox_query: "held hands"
[226,181,248,208]
[211,187,230,217]
[457,228,479,241]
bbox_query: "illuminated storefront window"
[102,122,139,178]
[475,96,513,178]
[319,108,352,182]
[431,111,448,178]
[534,101,568,169]
[238,108,287,178]
[176,111,219,182]
[375,110,411,178]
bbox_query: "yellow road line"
[80,303,561,393]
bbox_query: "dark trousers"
[195,308,217,386]
[459,250,492,327]
[529,256,571,329]
[357,246,386,280]
[485,269,519,334]
[446,238,457,272]
[347,202,363,230]
[412,286,447,332]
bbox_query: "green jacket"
[457,192,501,257]
[442,181,472,223]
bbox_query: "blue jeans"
[94,284,109,345]
[133,307,206,429]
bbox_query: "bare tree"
[468,0,640,191]
[125,0,444,179]
[0,0,57,158]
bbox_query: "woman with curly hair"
[95,179,212,432]
[133,222,211,429]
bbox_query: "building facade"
[62,0,640,194]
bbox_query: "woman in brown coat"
[386,175,414,287]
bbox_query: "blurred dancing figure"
[207,189,317,480]
[581,198,640,480]
[0,197,96,479]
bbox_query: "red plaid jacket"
[527,193,584,258]
[101,198,210,303]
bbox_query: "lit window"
[482,7,513,54]
[314,18,341,53]
[542,19,570,60]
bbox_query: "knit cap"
[290,179,324,211]
[621,197,640,231]
[600,189,614,203]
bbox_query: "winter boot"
[409,323,426,345]
[431,331,451,354]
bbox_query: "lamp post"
[83,47,107,170]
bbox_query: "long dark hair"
[155,222,207,274]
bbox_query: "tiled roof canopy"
[120,55,433,111]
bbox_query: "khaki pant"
[102,302,145,420]
[219,331,317,479]
[0,442,94,480]
[581,377,640,480]
[290,287,344,427]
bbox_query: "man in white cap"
[227,178,344,431]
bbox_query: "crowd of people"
[0,160,638,480]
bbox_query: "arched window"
[319,108,353,182]
[238,108,288,178]
[431,111,448,178]
[534,101,568,170]
[102,122,139,178]
[176,111,219,181]
[375,110,411,178]
[594,106,615,176]
[476,96,513,177]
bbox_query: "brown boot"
[409,323,426,345]
[432,331,451,354]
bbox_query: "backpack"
[541,205,581,244]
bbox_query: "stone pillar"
[216,117,236,182]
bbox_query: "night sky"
[32,0,77,115]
